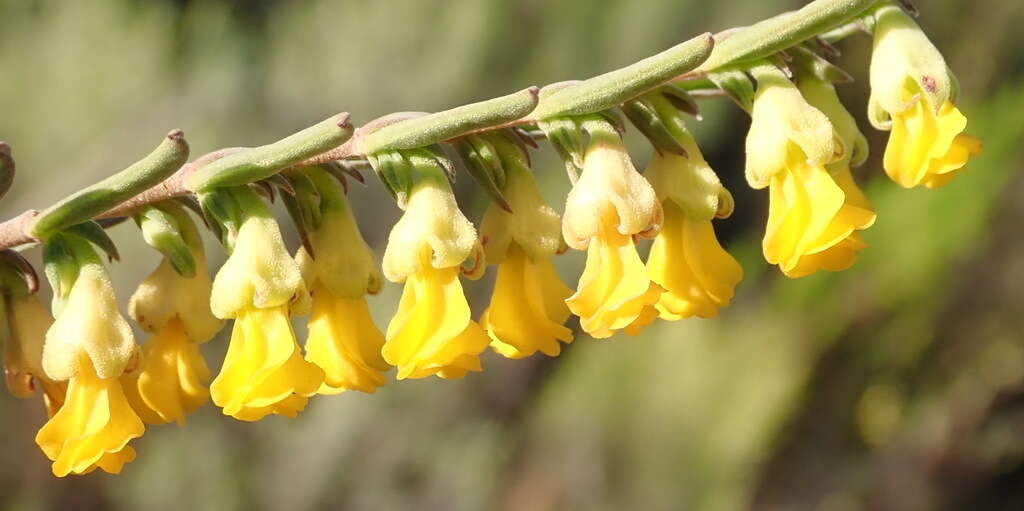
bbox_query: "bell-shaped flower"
[644,132,743,319]
[3,293,66,416]
[479,159,573,358]
[868,4,981,188]
[36,260,143,476]
[563,127,663,338]
[381,174,490,379]
[124,227,222,424]
[209,195,324,421]
[298,168,390,393]
[36,353,144,476]
[748,68,876,278]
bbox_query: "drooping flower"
[746,66,875,278]
[868,4,982,188]
[298,166,390,394]
[645,132,743,319]
[3,291,66,417]
[37,251,143,476]
[381,167,490,379]
[479,140,573,358]
[208,188,323,421]
[562,125,663,338]
[124,206,223,425]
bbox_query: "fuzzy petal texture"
[35,355,144,476]
[648,201,743,320]
[383,263,489,380]
[210,215,304,319]
[562,133,661,250]
[382,179,478,282]
[883,89,982,189]
[130,257,223,343]
[305,285,389,394]
[123,319,211,425]
[763,149,877,278]
[43,264,137,381]
[480,163,563,263]
[566,212,663,339]
[482,243,573,359]
[746,72,838,189]
[869,5,952,118]
[210,306,323,421]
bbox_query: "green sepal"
[133,205,196,277]
[789,45,853,84]
[186,113,353,191]
[366,150,414,207]
[32,130,189,240]
[708,68,757,112]
[622,95,689,157]
[452,134,512,213]
[280,170,322,258]
[537,117,587,183]
[197,188,244,250]
[62,221,121,263]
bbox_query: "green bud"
[134,205,197,277]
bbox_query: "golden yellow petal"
[35,355,144,476]
[305,286,389,394]
[566,221,662,339]
[124,319,210,425]
[482,244,573,359]
[383,264,489,379]
[210,306,323,421]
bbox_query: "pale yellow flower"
[381,176,489,379]
[563,128,662,338]
[480,156,572,358]
[869,4,981,188]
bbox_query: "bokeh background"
[1,0,1023,509]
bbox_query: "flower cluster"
[0,1,981,477]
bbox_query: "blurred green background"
[1,0,1023,509]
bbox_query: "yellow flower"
[381,176,489,379]
[122,318,211,425]
[563,127,662,338]
[298,167,390,394]
[3,293,66,416]
[644,136,743,319]
[479,153,573,358]
[36,353,144,476]
[764,158,876,278]
[209,195,324,420]
[747,67,876,278]
[210,306,322,421]
[36,256,143,477]
[869,4,981,188]
[125,211,223,424]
